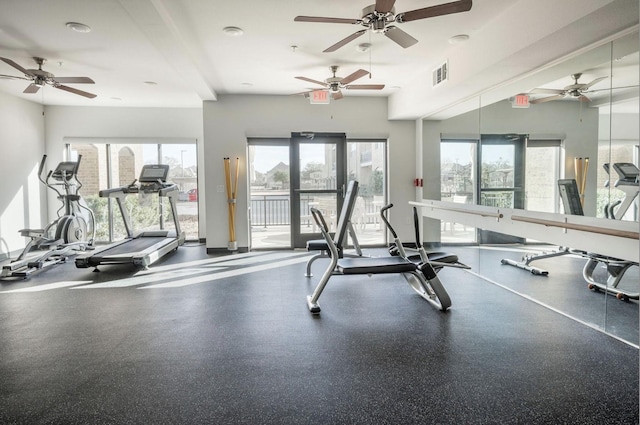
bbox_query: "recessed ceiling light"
[143,81,158,86]
[448,34,469,45]
[223,26,244,36]
[110,97,122,101]
[66,22,91,33]
[241,82,253,87]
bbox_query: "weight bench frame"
[304,180,365,277]
[306,207,452,314]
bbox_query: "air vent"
[432,61,448,87]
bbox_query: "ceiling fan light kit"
[295,65,385,101]
[294,0,472,52]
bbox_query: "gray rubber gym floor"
[0,244,637,424]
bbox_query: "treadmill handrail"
[159,183,179,197]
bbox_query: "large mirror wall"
[431,30,639,344]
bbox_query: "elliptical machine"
[1,155,95,279]
[603,162,639,220]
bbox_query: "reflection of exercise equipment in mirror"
[500,179,581,275]
[603,162,639,220]
[501,178,638,301]
[306,203,468,314]
[75,164,185,271]
[1,155,95,279]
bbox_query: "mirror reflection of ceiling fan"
[295,66,385,100]
[0,56,97,98]
[294,0,472,52]
[528,73,607,104]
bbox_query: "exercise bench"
[306,205,455,314]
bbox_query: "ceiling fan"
[528,73,607,104]
[0,56,96,98]
[295,66,385,100]
[294,0,472,52]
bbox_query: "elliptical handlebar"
[37,155,48,185]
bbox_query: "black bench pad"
[307,239,329,251]
[426,252,459,264]
[337,257,417,274]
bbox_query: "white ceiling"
[0,0,637,119]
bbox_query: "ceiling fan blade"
[529,88,565,95]
[52,76,95,84]
[294,16,359,24]
[23,83,40,94]
[375,0,396,14]
[291,90,314,96]
[332,91,344,100]
[384,26,418,48]
[578,95,591,102]
[530,94,564,104]
[295,76,327,87]
[324,30,366,53]
[398,0,472,22]
[345,84,385,90]
[0,74,30,81]
[54,84,97,98]
[582,76,607,90]
[588,84,638,93]
[0,57,36,77]
[340,69,369,85]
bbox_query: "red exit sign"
[310,90,330,104]
[512,94,530,108]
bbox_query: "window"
[440,140,477,243]
[525,139,562,213]
[67,140,199,242]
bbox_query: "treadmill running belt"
[92,236,169,258]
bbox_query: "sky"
[250,144,325,173]
[144,144,197,167]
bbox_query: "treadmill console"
[138,164,171,192]
[139,164,170,182]
[612,162,639,185]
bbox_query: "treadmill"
[75,164,185,270]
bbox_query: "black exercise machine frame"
[306,204,465,314]
[304,180,364,277]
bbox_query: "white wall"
[599,112,640,142]
[43,105,205,237]
[0,92,45,259]
[203,94,416,250]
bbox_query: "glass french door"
[291,132,346,248]
[477,134,526,244]
[247,142,292,249]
